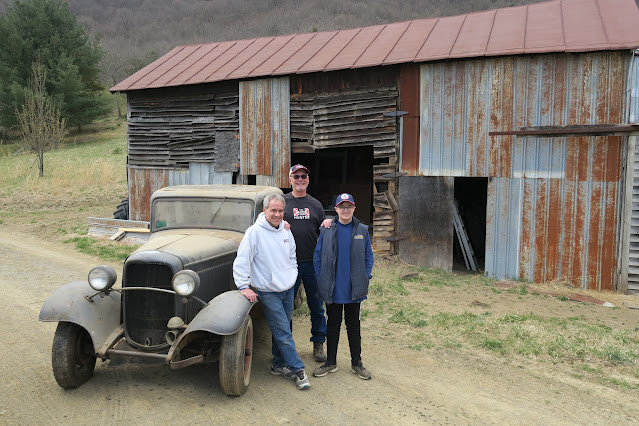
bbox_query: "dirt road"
[1,230,637,424]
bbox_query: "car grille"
[123,262,175,349]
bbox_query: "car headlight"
[172,270,200,297]
[88,265,117,291]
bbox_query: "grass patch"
[64,236,137,262]
[423,311,639,365]
[389,307,427,328]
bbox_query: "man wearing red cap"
[312,193,374,380]
[283,164,328,362]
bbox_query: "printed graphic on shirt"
[293,207,310,219]
[354,234,364,239]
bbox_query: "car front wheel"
[219,315,253,396]
[51,322,97,389]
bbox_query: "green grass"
[64,236,137,262]
[395,309,639,365]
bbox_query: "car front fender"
[39,281,121,353]
[176,290,253,343]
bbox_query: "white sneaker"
[295,369,311,389]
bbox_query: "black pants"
[325,302,361,366]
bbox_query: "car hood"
[131,229,244,265]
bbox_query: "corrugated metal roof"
[111,0,639,92]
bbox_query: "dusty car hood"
[132,229,244,265]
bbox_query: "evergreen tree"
[0,0,109,130]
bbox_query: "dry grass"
[360,255,639,391]
[0,117,128,240]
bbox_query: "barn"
[111,0,639,293]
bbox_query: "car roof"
[151,184,282,202]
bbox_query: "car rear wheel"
[52,322,97,389]
[219,315,253,396]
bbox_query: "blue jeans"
[293,261,327,343]
[256,288,305,372]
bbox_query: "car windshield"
[152,198,254,232]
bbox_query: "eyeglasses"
[291,174,308,180]
[336,204,354,210]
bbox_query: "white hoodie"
[233,212,298,292]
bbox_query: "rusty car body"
[39,184,283,396]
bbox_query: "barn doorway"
[453,177,487,271]
[288,146,373,225]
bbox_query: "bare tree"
[16,62,67,177]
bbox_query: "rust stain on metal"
[533,180,548,283]
[586,184,604,290]
[129,168,168,222]
[399,64,420,174]
[600,182,619,290]
[545,180,562,280]
[559,180,576,284]
[519,180,534,280]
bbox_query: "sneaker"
[313,363,338,377]
[295,369,311,389]
[350,362,372,380]
[313,342,327,363]
[270,365,295,380]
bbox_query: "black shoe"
[313,342,327,362]
[350,362,372,380]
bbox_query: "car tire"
[219,315,253,396]
[51,322,97,389]
[113,198,129,220]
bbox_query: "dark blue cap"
[335,193,355,207]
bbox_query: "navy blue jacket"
[313,216,374,303]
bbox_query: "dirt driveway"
[1,229,638,425]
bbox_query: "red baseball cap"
[289,164,310,175]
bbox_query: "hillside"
[66,0,543,86]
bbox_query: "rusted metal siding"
[418,52,627,178]
[487,177,621,290]
[239,78,290,187]
[416,51,629,290]
[129,168,169,222]
[399,63,420,173]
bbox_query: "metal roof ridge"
[270,32,320,76]
[594,0,611,48]
[324,27,364,71]
[161,44,215,88]
[449,13,469,58]
[484,9,498,56]
[381,21,413,64]
[291,31,340,74]
[232,34,296,79]
[201,38,263,82]
[559,0,567,49]
[111,46,185,91]
[352,23,389,68]
[179,41,236,86]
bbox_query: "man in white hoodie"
[233,193,310,390]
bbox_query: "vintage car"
[39,184,283,396]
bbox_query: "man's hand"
[321,218,332,228]
[240,288,258,302]
[283,220,291,231]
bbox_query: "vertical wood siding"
[627,54,639,293]
[239,78,290,187]
[129,168,169,221]
[418,52,629,290]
